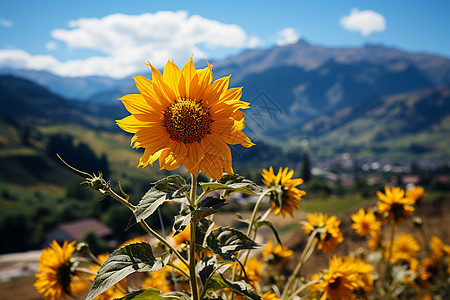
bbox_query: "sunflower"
[316,256,372,300]
[406,186,426,203]
[262,240,293,265]
[116,57,253,180]
[302,213,344,255]
[142,269,171,293]
[35,240,87,300]
[261,290,281,300]
[376,186,415,223]
[429,235,450,261]
[389,233,420,263]
[244,257,263,287]
[351,208,381,237]
[261,166,306,218]
[118,236,149,249]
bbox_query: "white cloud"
[247,36,263,49]
[0,11,258,78]
[276,27,300,46]
[340,8,386,36]
[45,41,58,51]
[0,18,13,28]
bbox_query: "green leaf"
[200,175,262,196]
[116,288,162,300]
[134,175,189,223]
[172,201,192,237]
[162,291,191,300]
[206,227,262,260]
[86,243,171,300]
[220,275,261,300]
[196,218,214,248]
[153,175,188,195]
[193,197,227,223]
[256,220,282,246]
[196,256,217,285]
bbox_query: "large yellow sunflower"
[116,57,254,180]
[302,213,344,255]
[376,186,415,223]
[261,166,306,218]
[35,240,87,300]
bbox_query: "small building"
[45,218,112,246]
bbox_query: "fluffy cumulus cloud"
[340,8,386,36]
[0,11,257,78]
[276,27,300,46]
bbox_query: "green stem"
[199,262,229,300]
[230,188,273,287]
[106,187,189,268]
[282,229,321,300]
[384,222,396,298]
[168,262,190,280]
[189,174,199,300]
[287,279,320,300]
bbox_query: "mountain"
[0,68,130,102]
[0,75,125,130]
[2,40,449,106]
[292,84,450,158]
[210,40,450,85]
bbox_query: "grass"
[301,193,376,214]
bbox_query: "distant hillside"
[238,59,433,132]
[211,40,450,85]
[0,68,130,101]
[2,41,449,105]
[0,75,124,130]
[292,85,450,158]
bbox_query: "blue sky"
[0,0,449,78]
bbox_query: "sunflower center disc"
[163,99,212,143]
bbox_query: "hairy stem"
[106,188,189,268]
[189,174,199,300]
[282,228,321,300]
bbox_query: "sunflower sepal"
[86,242,171,300]
[115,288,162,300]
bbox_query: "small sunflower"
[261,166,306,218]
[302,213,343,255]
[406,186,426,203]
[376,186,415,223]
[261,290,281,300]
[244,257,262,287]
[142,268,171,293]
[429,235,450,261]
[389,233,420,263]
[118,236,149,249]
[316,256,369,300]
[351,208,382,237]
[116,57,254,180]
[35,240,87,300]
[262,240,293,265]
